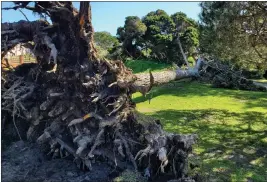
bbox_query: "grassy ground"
[127,59,267,182]
[124,59,172,73]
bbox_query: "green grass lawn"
[124,59,172,73]
[127,59,267,182]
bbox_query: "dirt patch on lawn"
[2,141,114,182]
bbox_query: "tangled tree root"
[2,59,198,181]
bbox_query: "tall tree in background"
[94,31,119,58]
[94,31,119,50]
[142,9,175,61]
[114,10,200,65]
[171,12,199,66]
[116,16,147,58]
[199,1,267,72]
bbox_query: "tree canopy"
[94,31,119,58]
[116,16,147,58]
[94,31,119,50]
[199,2,267,71]
[114,9,199,66]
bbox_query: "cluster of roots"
[2,58,197,181]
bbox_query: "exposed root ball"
[2,60,197,181]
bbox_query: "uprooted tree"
[1,2,266,182]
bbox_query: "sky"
[1,1,201,36]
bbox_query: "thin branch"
[2,5,36,11]
[19,9,29,22]
[253,46,267,60]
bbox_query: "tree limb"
[176,35,190,67]
[18,9,30,22]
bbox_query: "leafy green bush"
[95,45,108,59]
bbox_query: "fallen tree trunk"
[132,60,202,94]
[1,2,198,181]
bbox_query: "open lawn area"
[128,59,267,182]
[124,59,173,73]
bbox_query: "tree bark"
[176,34,190,67]
[131,59,202,94]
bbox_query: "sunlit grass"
[125,59,267,181]
[132,81,267,182]
[124,59,172,74]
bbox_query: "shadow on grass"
[146,109,267,182]
[133,81,267,110]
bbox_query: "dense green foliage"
[171,12,199,53]
[141,10,174,61]
[112,10,199,66]
[115,16,147,58]
[94,31,119,50]
[199,2,267,72]
[94,31,119,58]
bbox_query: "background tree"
[171,12,199,66]
[116,16,147,58]
[142,9,175,61]
[113,10,200,66]
[140,10,199,66]
[199,2,267,75]
[94,31,119,58]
